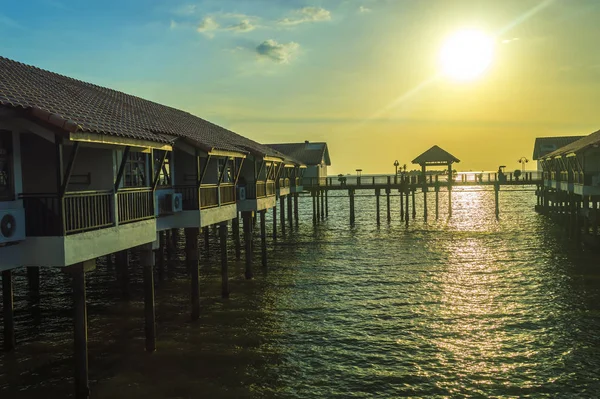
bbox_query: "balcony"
[174,183,237,210]
[246,181,276,199]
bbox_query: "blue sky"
[2,0,600,173]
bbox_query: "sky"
[1,0,600,175]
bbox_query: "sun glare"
[439,29,494,81]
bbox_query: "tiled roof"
[543,130,600,159]
[0,56,284,158]
[532,136,586,160]
[266,142,330,166]
[412,145,460,165]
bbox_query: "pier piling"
[386,188,391,223]
[220,222,229,298]
[316,190,321,221]
[312,191,317,224]
[411,189,416,219]
[2,270,15,352]
[400,189,404,221]
[321,190,325,220]
[27,267,40,297]
[116,250,130,300]
[435,186,439,219]
[243,212,254,279]
[376,188,381,226]
[260,210,267,268]
[272,206,277,240]
[423,188,428,221]
[71,263,89,399]
[204,227,210,255]
[287,195,293,228]
[280,196,286,237]
[405,189,410,226]
[325,190,329,218]
[185,228,200,321]
[494,184,500,217]
[232,216,241,260]
[141,244,156,352]
[294,193,299,225]
[349,189,355,226]
[156,232,165,281]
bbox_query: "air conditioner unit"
[238,186,246,201]
[172,193,183,212]
[0,208,25,245]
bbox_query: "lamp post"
[517,157,529,172]
[394,160,399,183]
[356,169,362,185]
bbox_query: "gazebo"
[411,145,460,184]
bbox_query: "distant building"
[532,136,584,170]
[266,141,331,187]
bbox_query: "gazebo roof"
[412,145,460,165]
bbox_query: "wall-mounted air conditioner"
[172,193,183,212]
[0,207,25,245]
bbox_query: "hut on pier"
[532,136,584,171]
[266,141,330,188]
[411,145,460,185]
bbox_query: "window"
[124,152,147,187]
[0,131,13,200]
[154,150,171,187]
[217,158,234,183]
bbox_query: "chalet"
[266,141,330,187]
[0,56,303,398]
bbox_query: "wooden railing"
[278,178,290,188]
[256,181,267,198]
[266,180,276,196]
[293,177,301,187]
[220,184,236,205]
[200,185,219,209]
[21,190,113,236]
[174,185,199,210]
[117,188,154,224]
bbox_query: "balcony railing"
[245,181,276,199]
[293,177,301,187]
[220,184,236,205]
[278,178,290,188]
[266,180,276,196]
[200,185,219,209]
[117,188,154,224]
[21,190,114,236]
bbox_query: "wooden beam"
[255,160,265,181]
[114,146,131,192]
[197,155,212,188]
[60,142,80,197]
[234,158,245,184]
[55,135,64,194]
[152,150,168,190]
[217,157,229,185]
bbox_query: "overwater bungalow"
[0,56,305,398]
[532,136,584,171]
[266,141,330,188]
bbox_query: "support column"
[204,227,210,255]
[294,193,299,224]
[448,187,453,217]
[405,189,410,226]
[185,228,200,321]
[220,222,229,298]
[280,196,286,237]
[312,191,317,223]
[165,230,173,263]
[116,250,130,300]
[171,228,179,250]
[316,190,321,220]
[386,188,391,223]
[423,189,428,221]
[287,194,293,228]
[411,189,416,219]
[27,266,40,298]
[321,189,326,219]
[325,190,329,218]
[260,210,267,267]
[141,245,156,352]
[232,216,241,260]
[272,206,278,240]
[593,200,598,236]
[349,189,355,226]
[435,186,439,219]
[400,189,404,221]
[376,188,381,226]
[243,212,254,279]
[494,183,500,217]
[71,263,89,399]
[2,270,15,352]
[156,231,165,281]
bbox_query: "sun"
[439,29,494,81]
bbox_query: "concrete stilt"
[376,188,381,226]
[411,189,416,219]
[165,230,173,263]
[232,215,241,260]
[204,227,210,255]
[106,253,113,272]
[2,270,15,352]
[400,189,404,221]
[435,186,439,219]
[423,189,428,221]
[116,250,130,300]
[405,190,410,226]
[27,266,40,298]
[141,245,156,352]
[448,187,453,217]
[171,228,179,249]
[325,190,329,218]
[156,231,165,281]
[280,196,286,237]
[260,210,267,267]
[322,190,326,219]
[294,193,299,225]
[386,188,391,223]
[349,189,355,226]
[71,263,89,399]
[316,190,321,220]
[494,184,500,217]
[273,206,278,240]
[220,222,229,298]
[185,228,200,321]
[287,194,293,227]
[243,212,254,279]
[312,192,317,223]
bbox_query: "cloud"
[197,16,219,37]
[170,20,178,30]
[256,39,300,63]
[226,19,256,33]
[172,4,197,16]
[278,7,331,26]
[358,6,372,13]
